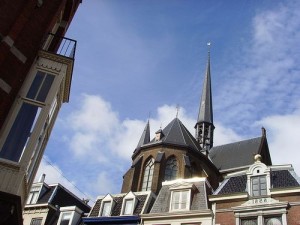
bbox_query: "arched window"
[164,157,178,181]
[141,158,154,191]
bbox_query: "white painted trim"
[0,78,11,94]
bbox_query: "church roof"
[134,121,150,152]
[132,118,202,158]
[149,118,201,152]
[209,137,263,171]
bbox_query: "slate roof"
[89,192,153,217]
[214,169,300,195]
[196,51,213,125]
[209,137,263,171]
[26,183,90,213]
[150,118,201,151]
[150,180,210,213]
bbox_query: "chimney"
[38,173,46,183]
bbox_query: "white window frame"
[169,189,191,211]
[121,192,138,216]
[247,160,271,197]
[0,66,63,166]
[99,194,115,217]
[58,211,73,225]
[26,184,42,204]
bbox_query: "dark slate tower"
[195,45,215,151]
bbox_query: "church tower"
[195,45,215,151]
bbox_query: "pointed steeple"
[135,120,150,150]
[195,43,215,151]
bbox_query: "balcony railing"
[41,33,77,59]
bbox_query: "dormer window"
[123,199,134,215]
[99,194,115,217]
[121,192,138,216]
[251,175,267,197]
[247,154,270,197]
[26,185,41,204]
[170,190,190,211]
[169,183,195,212]
[101,201,112,216]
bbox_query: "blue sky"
[36,0,300,203]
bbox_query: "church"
[83,50,300,225]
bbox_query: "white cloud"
[256,105,300,175]
[35,157,91,201]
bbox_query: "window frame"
[169,189,191,212]
[164,156,178,181]
[30,217,43,225]
[121,191,138,216]
[141,158,155,191]
[0,67,63,165]
[26,184,42,204]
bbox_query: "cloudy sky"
[35,0,300,203]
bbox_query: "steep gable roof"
[209,137,264,171]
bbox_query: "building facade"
[23,175,90,225]
[84,50,300,225]
[0,1,81,224]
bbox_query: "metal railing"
[41,33,77,59]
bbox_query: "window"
[142,158,154,191]
[26,185,41,204]
[101,201,112,216]
[164,157,178,181]
[123,199,134,215]
[30,218,42,225]
[241,219,257,225]
[60,212,72,225]
[264,217,282,225]
[170,190,190,211]
[0,71,55,162]
[251,176,267,197]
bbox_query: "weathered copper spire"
[195,43,215,151]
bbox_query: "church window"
[251,175,267,197]
[164,157,178,181]
[170,190,190,211]
[142,158,154,191]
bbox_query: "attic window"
[121,192,138,216]
[170,189,191,211]
[59,212,72,225]
[26,185,41,204]
[99,194,115,217]
[101,201,112,216]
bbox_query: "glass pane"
[37,74,54,102]
[30,218,42,225]
[165,157,178,181]
[101,201,111,216]
[26,71,44,99]
[124,199,133,215]
[142,158,154,191]
[265,217,282,225]
[0,103,41,162]
[241,219,257,225]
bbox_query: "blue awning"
[82,216,140,225]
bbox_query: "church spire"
[136,120,150,150]
[195,43,215,151]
